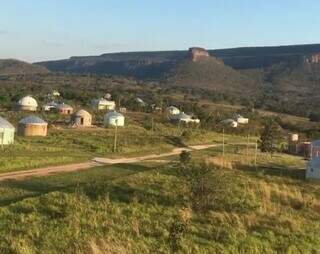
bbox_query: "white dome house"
[17,96,38,112]
[104,111,125,127]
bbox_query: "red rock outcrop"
[189,47,210,62]
[305,53,320,64]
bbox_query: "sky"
[1,0,320,62]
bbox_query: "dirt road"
[0,144,219,182]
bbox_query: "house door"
[81,118,84,125]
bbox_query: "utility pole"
[118,96,121,109]
[113,119,118,153]
[254,138,258,168]
[222,128,225,157]
[246,134,249,162]
[151,117,154,134]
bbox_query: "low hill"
[0,59,49,75]
[166,56,258,94]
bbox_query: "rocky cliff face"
[189,47,210,62]
[305,53,320,64]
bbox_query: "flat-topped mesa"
[189,47,210,62]
[305,53,320,64]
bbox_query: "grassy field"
[0,109,253,173]
[0,144,319,253]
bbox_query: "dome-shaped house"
[18,116,48,137]
[104,111,125,127]
[72,110,92,127]
[57,103,73,115]
[17,96,38,111]
[0,117,15,145]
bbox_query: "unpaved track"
[0,144,219,182]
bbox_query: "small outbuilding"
[18,116,48,137]
[57,103,73,115]
[43,101,58,112]
[17,96,38,112]
[221,119,238,128]
[169,112,200,124]
[167,106,180,116]
[72,110,92,127]
[0,117,15,145]
[135,98,146,107]
[235,114,249,124]
[104,111,125,127]
[92,98,116,111]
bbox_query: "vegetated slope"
[0,145,319,253]
[0,59,49,75]
[242,55,320,116]
[166,57,259,94]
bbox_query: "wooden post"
[151,117,154,134]
[118,97,121,109]
[222,128,225,157]
[254,138,258,168]
[246,135,249,162]
[113,120,118,153]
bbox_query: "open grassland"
[0,145,319,253]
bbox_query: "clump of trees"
[259,118,282,154]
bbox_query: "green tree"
[259,119,282,154]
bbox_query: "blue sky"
[1,0,319,62]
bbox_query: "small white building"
[235,114,249,124]
[52,90,60,97]
[170,112,200,124]
[17,96,38,112]
[43,101,58,112]
[92,98,116,111]
[167,106,180,116]
[104,111,125,127]
[221,119,238,128]
[119,107,127,114]
[0,117,15,145]
[135,98,146,106]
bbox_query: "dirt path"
[0,144,219,182]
